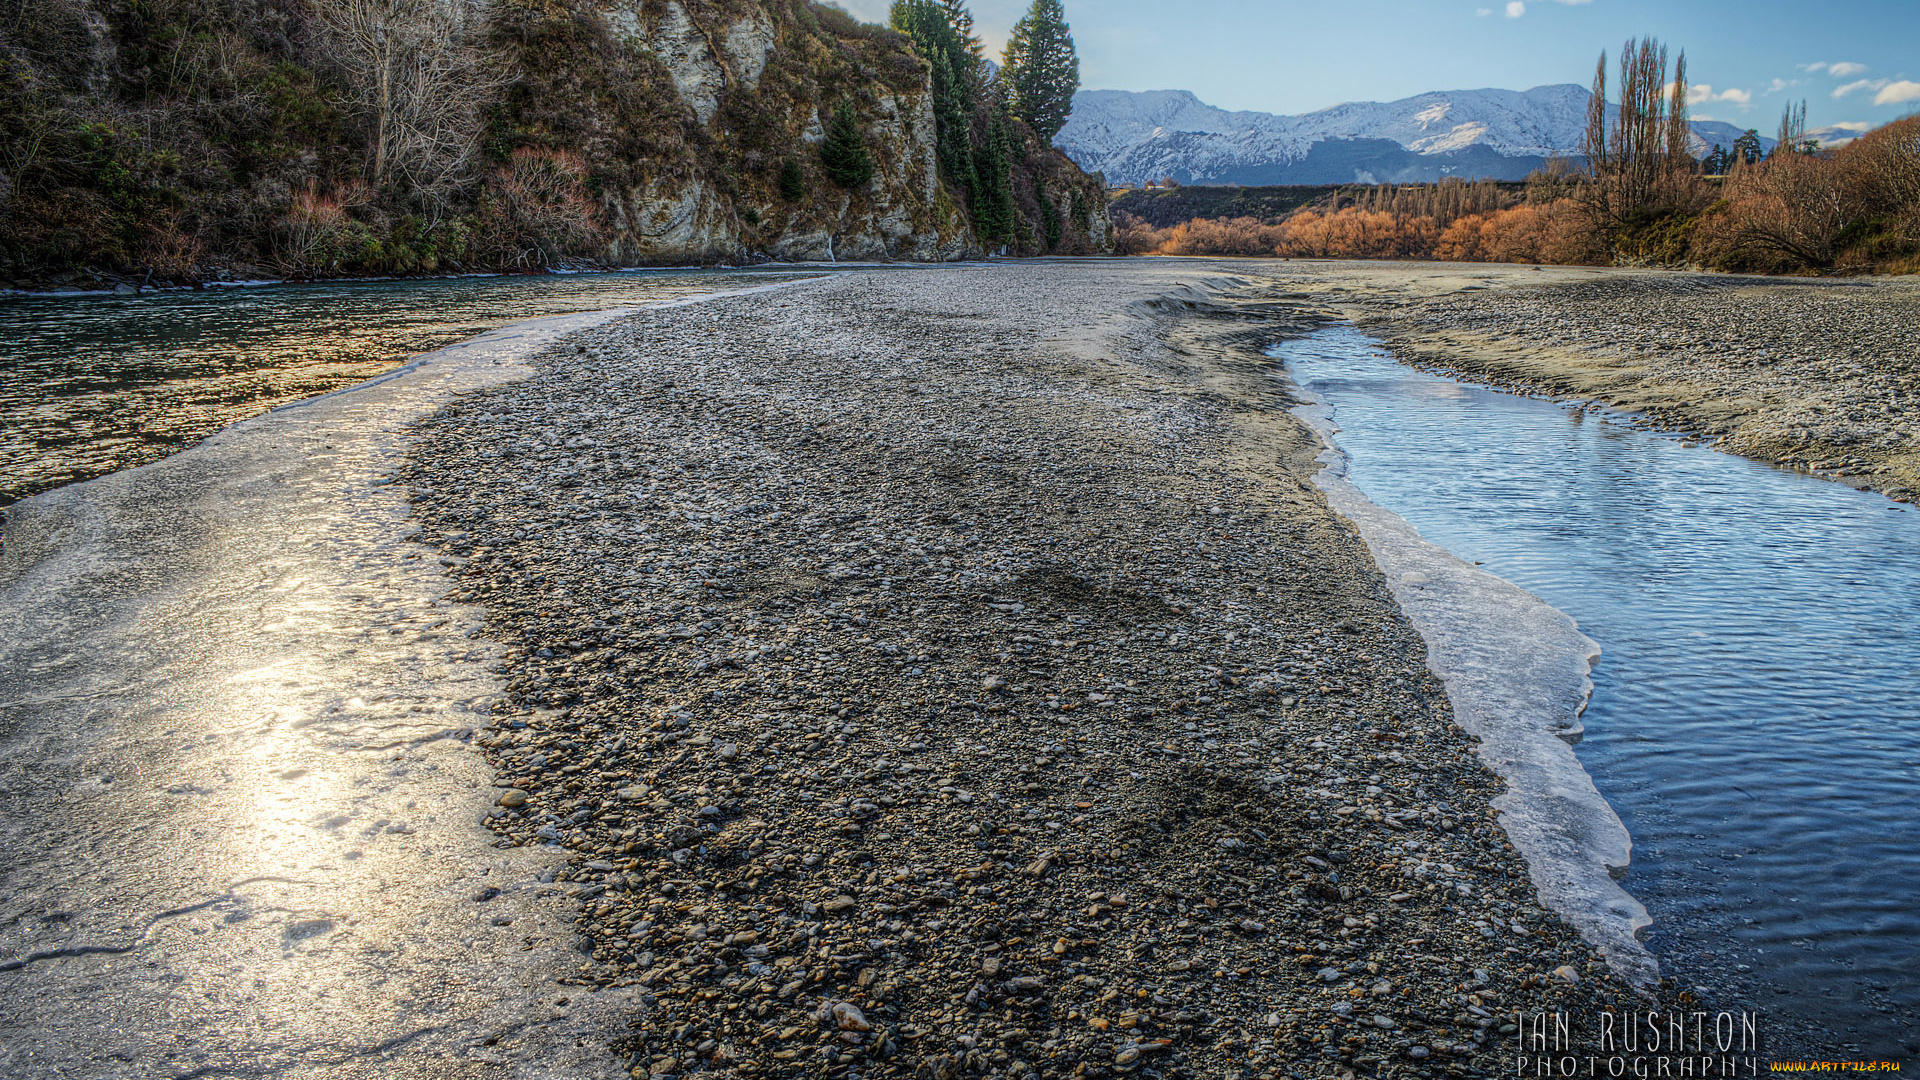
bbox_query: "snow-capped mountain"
[1057,85,1775,186]
[1804,124,1869,150]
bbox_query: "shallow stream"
[1281,326,1920,1060]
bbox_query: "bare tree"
[1577,37,1705,256]
[1665,51,1691,175]
[1583,50,1608,173]
[1775,99,1809,156]
[307,0,510,207]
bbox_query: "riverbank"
[402,262,1662,1078]
[0,267,833,508]
[1263,262,1920,504]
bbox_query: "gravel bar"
[401,262,1660,1079]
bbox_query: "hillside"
[1058,84,1779,186]
[0,0,1109,288]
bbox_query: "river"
[0,277,817,1077]
[1281,326,1920,1062]
[0,269,821,506]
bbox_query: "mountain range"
[1056,85,1863,187]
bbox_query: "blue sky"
[833,0,1920,132]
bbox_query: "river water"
[0,277,818,1077]
[1280,326,1920,1061]
[0,269,816,505]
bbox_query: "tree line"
[1119,37,1920,275]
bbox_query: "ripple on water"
[1281,325,1920,1059]
[0,269,812,505]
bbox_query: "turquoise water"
[0,269,813,505]
[1281,326,1920,1061]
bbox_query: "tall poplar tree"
[1001,0,1078,143]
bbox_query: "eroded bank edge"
[1277,329,1659,991]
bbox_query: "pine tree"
[892,0,978,193]
[972,108,1019,245]
[820,100,874,189]
[938,0,981,73]
[1001,0,1078,144]
[778,158,805,200]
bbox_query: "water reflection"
[1283,326,1920,1060]
[0,269,814,504]
[0,306,702,1077]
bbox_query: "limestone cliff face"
[536,0,1107,263]
[574,0,961,262]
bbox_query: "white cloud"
[1835,78,1891,99]
[1686,84,1753,108]
[1827,62,1868,78]
[1799,62,1829,74]
[1489,0,1582,17]
[1876,81,1920,106]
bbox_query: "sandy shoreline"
[401,262,1665,1077]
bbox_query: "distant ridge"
[1057,85,1797,186]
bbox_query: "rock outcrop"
[0,0,1111,285]
[572,0,1107,263]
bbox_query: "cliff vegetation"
[0,0,1109,287]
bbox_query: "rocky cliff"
[0,0,1110,287]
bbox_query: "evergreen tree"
[1732,129,1763,166]
[777,158,805,200]
[891,0,979,195]
[1001,0,1078,143]
[972,108,1018,245]
[820,101,874,189]
[938,0,982,73]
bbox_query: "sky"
[833,0,1920,132]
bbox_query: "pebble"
[1366,273,1920,502]
[401,265,1680,1080]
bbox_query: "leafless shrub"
[306,0,512,208]
[475,146,607,266]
